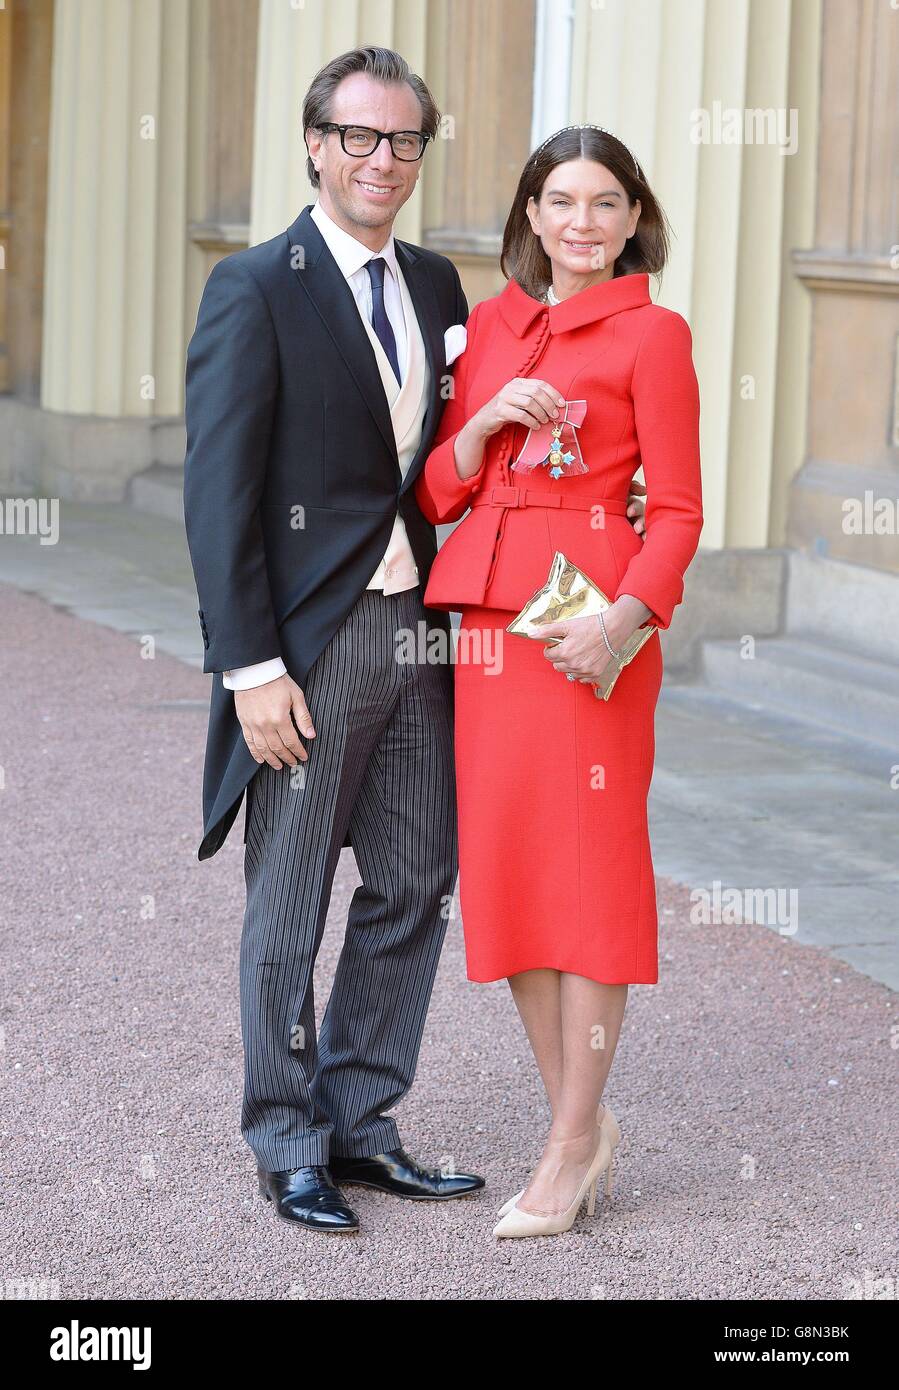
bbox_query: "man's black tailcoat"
[183,205,467,859]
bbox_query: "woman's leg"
[507,969,564,1111]
[513,973,629,1215]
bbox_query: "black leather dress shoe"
[328,1147,485,1200]
[257,1164,360,1231]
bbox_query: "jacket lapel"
[285,205,398,468]
[284,206,450,498]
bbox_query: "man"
[183,47,484,1232]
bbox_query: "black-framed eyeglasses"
[316,123,430,161]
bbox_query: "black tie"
[365,257,401,385]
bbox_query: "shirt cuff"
[222,657,288,690]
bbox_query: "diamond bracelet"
[597,611,623,664]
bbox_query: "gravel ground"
[1,581,895,1301]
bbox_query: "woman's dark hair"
[501,126,671,297]
[302,46,440,189]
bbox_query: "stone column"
[570,0,821,554]
[788,0,899,575]
[40,0,190,494]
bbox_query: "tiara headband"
[534,123,641,177]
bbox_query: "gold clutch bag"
[506,551,657,700]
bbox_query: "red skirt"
[453,606,664,985]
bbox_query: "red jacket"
[414,272,703,628]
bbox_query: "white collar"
[311,200,400,283]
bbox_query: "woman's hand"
[537,615,616,684]
[537,597,652,683]
[454,377,567,482]
[472,377,567,440]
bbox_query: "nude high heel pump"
[492,1131,614,1238]
[599,1101,621,1158]
[495,1103,620,1219]
[496,1187,525,1219]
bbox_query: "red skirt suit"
[414,272,703,985]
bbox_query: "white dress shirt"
[223,200,422,692]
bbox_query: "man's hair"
[302,46,440,188]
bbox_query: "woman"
[414,125,703,1238]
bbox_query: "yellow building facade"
[1,0,897,604]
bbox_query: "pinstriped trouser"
[239,587,457,1170]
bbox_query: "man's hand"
[627,480,647,536]
[234,674,316,768]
